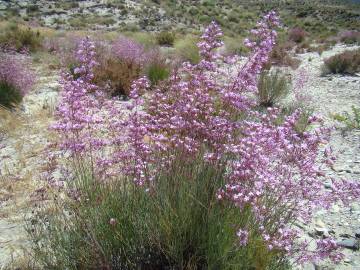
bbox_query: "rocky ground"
[292,45,360,270]
[0,0,172,31]
[0,57,60,268]
[0,44,359,269]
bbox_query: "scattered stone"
[337,239,360,251]
[355,229,360,238]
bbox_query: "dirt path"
[0,57,59,268]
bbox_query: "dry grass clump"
[288,27,306,43]
[267,44,301,70]
[0,105,24,137]
[94,57,142,97]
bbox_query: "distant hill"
[0,0,359,37]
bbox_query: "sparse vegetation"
[0,56,34,108]
[323,49,360,75]
[332,106,360,130]
[1,1,360,269]
[288,27,306,43]
[0,23,42,52]
[156,31,175,46]
[174,35,200,64]
[338,30,360,45]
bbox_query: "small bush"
[147,61,170,86]
[174,35,200,64]
[338,30,360,45]
[156,31,175,46]
[0,23,42,52]
[94,57,142,97]
[0,56,34,108]
[0,81,22,108]
[332,106,360,130]
[268,44,301,69]
[323,49,360,75]
[288,27,306,43]
[257,69,290,107]
[26,5,39,13]
[93,37,146,96]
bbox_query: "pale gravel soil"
[0,44,359,268]
[0,59,60,268]
[292,44,360,270]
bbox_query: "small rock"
[324,181,333,189]
[355,229,360,238]
[315,227,328,236]
[337,239,360,251]
[331,204,340,213]
[302,263,316,270]
[339,233,351,238]
[315,219,326,228]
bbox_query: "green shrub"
[26,5,39,13]
[0,82,22,108]
[28,154,289,270]
[147,62,170,86]
[0,23,42,52]
[156,31,175,46]
[323,49,360,75]
[174,35,200,64]
[257,70,290,107]
[224,37,249,56]
[332,106,360,130]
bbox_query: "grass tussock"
[257,70,291,108]
[28,154,289,270]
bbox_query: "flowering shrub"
[30,11,360,269]
[94,37,167,96]
[0,55,34,108]
[112,36,147,66]
[338,30,360,45]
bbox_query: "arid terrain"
[0,1,359,270]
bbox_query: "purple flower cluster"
[52,37,105,156]
[50,12,360,265]
[111,36,147,66]
[0,54,34,96]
